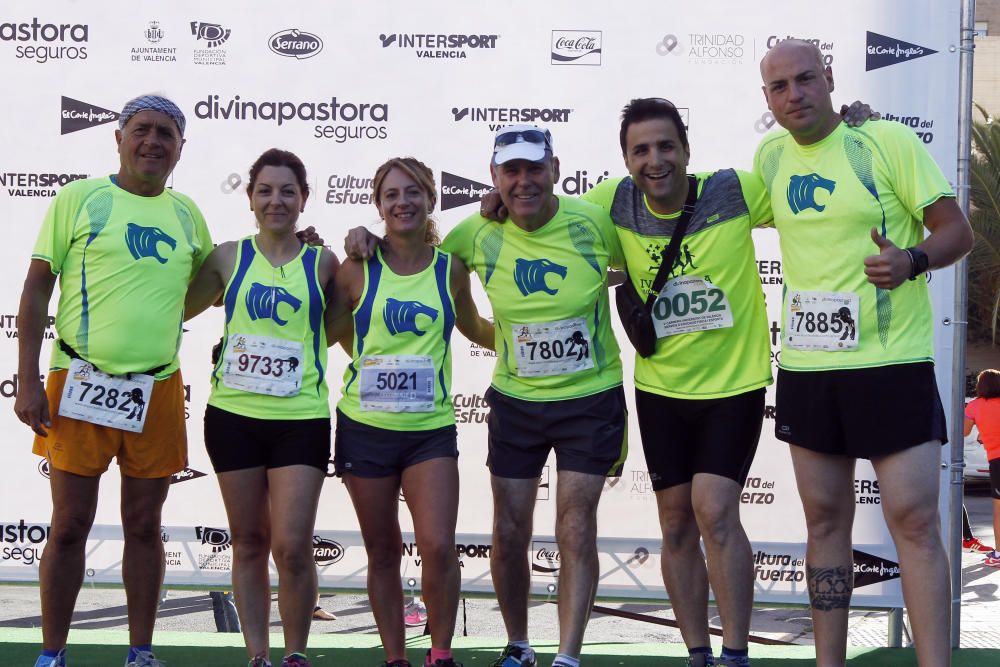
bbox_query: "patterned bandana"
[118,95,186,135]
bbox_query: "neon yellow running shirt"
[584,170,773,399]
[444,196,624,401]
[208,236,330,419]
[339,247,456,430]
[32,176,212,378]
[754,121,953,371]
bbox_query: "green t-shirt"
[32,176,212,378]
[444,196,624,401]
[583,170,773,399]
[338,247,456,430]
[753,121,953,371]
[209,237,330,419]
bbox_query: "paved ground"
[2,493,997,651]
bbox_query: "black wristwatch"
[905,247,929,280]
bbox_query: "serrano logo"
[270,28,323,59]
[246,283,302,326]
[383,298,438,336]
[313,536,345,564]
[787,173,836,214]
[61,96,119,135]
[125,223,176,263]
[441,172,492,211]
[551,30,601,65]
[379,32,499,58]
[532,540,561,576]
[513,258,567,296]
[866,31,936,71]
[38,457,50,478]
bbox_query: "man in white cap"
[348,125,626,667]
[15,94,210,667]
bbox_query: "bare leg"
[691,473,753,652]
[268,464,326,656]
[39,469,101,650]
[654,482,710,649]
[553,470,605,658]
[872,442,951,667]
[344,473,406,662]
[120,474,171,647]
[993,498,1000,551]
[490,476,539,642]
[789,445,856,667]
[402,458,461,651]
[217,467,272,658]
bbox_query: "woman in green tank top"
[185,149,340,667]
[326,157,493,667]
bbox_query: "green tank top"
[338,247,456,431]
[208,236,329,419]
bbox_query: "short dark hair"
[619,98,689,154]
[976,369,1000,399]
[246,148,309,197]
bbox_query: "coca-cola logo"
[532,541,561,575]
[551,30,602,65]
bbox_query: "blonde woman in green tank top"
[326,157,493,667]
[185,149,340,667]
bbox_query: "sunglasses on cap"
[494,129,552,150]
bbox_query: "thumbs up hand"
[863,227,910,289]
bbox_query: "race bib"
[784,290,860,351]
[221,333,304,397]
[359,355,435,412]
[652,276,734,338]
[58,358,154,433]
[512,317,594,377]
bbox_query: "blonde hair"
[372,157,440,245]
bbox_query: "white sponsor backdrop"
[0,1,961,608]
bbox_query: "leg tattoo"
[806,565,853,611]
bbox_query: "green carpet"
[2,628,997,665]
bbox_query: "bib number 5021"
[375,371,418,390]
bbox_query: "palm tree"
[968,103,1000,344]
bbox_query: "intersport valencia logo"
[269,28,323,59]
[866,31,936,71]
[452,106,572,132]
[61,96,119,135]
[379,31,498,59]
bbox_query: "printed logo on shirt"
[787,173,836,214]
[245,283,302,326]
[383,298,439,336]
[125,223,176,264]
[513,258,567,296]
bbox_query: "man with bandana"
[14,95,210,667]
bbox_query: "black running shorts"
[485,385,627,479]
[203,405,331,473]
[635,387,765,491]
[775,362,947,458]
[333,409,458,478]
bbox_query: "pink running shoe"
[404,599,428,627]
[984,551,1000,568]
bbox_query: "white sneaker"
[126,650,165,667]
